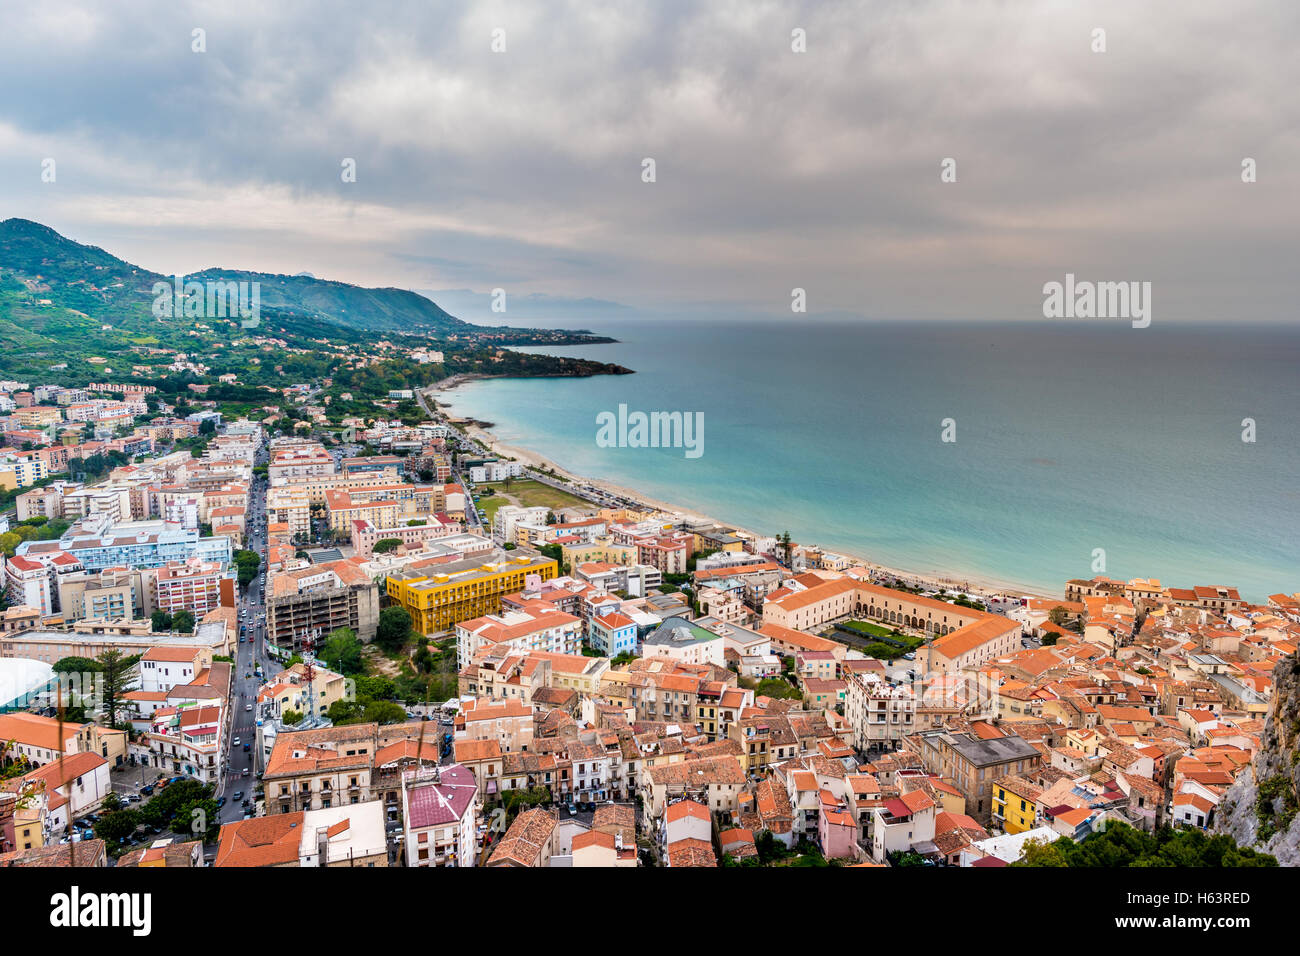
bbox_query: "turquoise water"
[440,318,1299,601]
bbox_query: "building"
[137,645,213,694]
[869,789,937,863]
[264,486,312,539]
[153,560,234,617]
[54,518,232,572]
[262,724,380,814]
[213,811,384,868]
[641,755,747,818]
[588,606,639,658]
[845,674,917,751]
[924,617,1022,674]
[641,616,725,667]
[908,730,1043,824]
[296,801,389,866]
[265,560,381,655]
[401,764,478,867]
[634,533,692,575]
[0,712,92,769]
[486,807,558,867]
[454,602,581,670]
[386,553,558,635]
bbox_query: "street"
[216,444,275,825]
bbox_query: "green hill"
[0,217,614,343]
[0,218,627,385]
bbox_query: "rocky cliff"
[1216,653,1300,865]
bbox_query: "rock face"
[1216,653,1300,865]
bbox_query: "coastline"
[428,379,1057,604]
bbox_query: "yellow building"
[11,406,62,428]
[560,537,635,571]
[991,776,1042,835]
[11,800,45,853]
[386,554,558,634]
[0,454,48,490]
[599,669,632,708]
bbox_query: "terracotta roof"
[214,813,304,867]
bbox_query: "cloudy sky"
[1,0,1297,322]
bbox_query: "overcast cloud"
[1,0,1297,322]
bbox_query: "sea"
[436,316,1300,602]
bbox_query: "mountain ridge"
[0,217,615,342]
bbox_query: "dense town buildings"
[0,376,1294,875]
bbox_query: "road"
[217,444,275,825]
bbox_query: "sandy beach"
[428,378,1054,603]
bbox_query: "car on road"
[245,703,253,711]
[215,797,227,809]
[232,791,243,801]
[232,736,241,746]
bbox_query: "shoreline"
[428,379,1057,604]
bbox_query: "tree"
[94,808,140,844]
[327,699,365,725]
[1012,822,1278,867]
[151,610,173,632]
[52,656,103,674]
[98,649,139,727]
[355,675,396,700]
[1048,605,1070,627]
[281,709,304,725]
[375,606,414,653]
[233,549,261,587]
[173,797,221,842]
[320,628,364,675]
[778,531,793,567]
[172,609,195,634]
[363,700,408,725]
[1017,839,1069,867]
[372,538,403,554]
